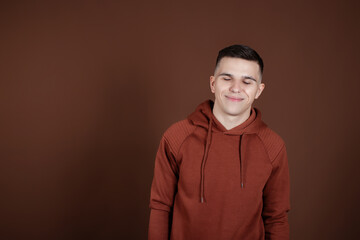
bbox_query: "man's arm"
[148,136,178,240]
[262,145,290,240]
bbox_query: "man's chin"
[224,107,251,117]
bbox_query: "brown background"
[1,1,359,239]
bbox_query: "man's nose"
[230,80,243,93]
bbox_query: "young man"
[148,45,290,240]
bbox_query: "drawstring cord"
[239,135,244,188]
[200,120,246,203]
[200,118,213,203]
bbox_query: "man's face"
[210,57,265,119]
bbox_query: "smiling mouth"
[225,96,244,102]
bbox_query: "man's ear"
[210,76,215,93]
[255,83,265,99]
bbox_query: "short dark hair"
[215,44,264,74]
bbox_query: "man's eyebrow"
[243,75,257,82]
[218,73,233,77]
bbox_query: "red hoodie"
[149,100,290,240]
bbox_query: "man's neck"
[212,107,251,130]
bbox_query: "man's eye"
[223,78,231,81]
[243,81,251,85]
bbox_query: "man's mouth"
[225,95,244,102]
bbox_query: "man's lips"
[225,95,244,102]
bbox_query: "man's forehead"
[217,57,259,68]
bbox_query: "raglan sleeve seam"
[270,143,286,166]
[164,124,197,161]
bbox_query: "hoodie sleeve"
[262,144,290,240]
[148,136,179,240]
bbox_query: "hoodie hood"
[187,99,265,203]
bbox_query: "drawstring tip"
[241,182,244,188]
[201,197,204,203]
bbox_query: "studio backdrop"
[1,1,359,239]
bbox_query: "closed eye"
[243,80,251,85]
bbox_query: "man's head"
[210,44,265,123]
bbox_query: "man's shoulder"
[162,119,197,155]
[256,123,286,162]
